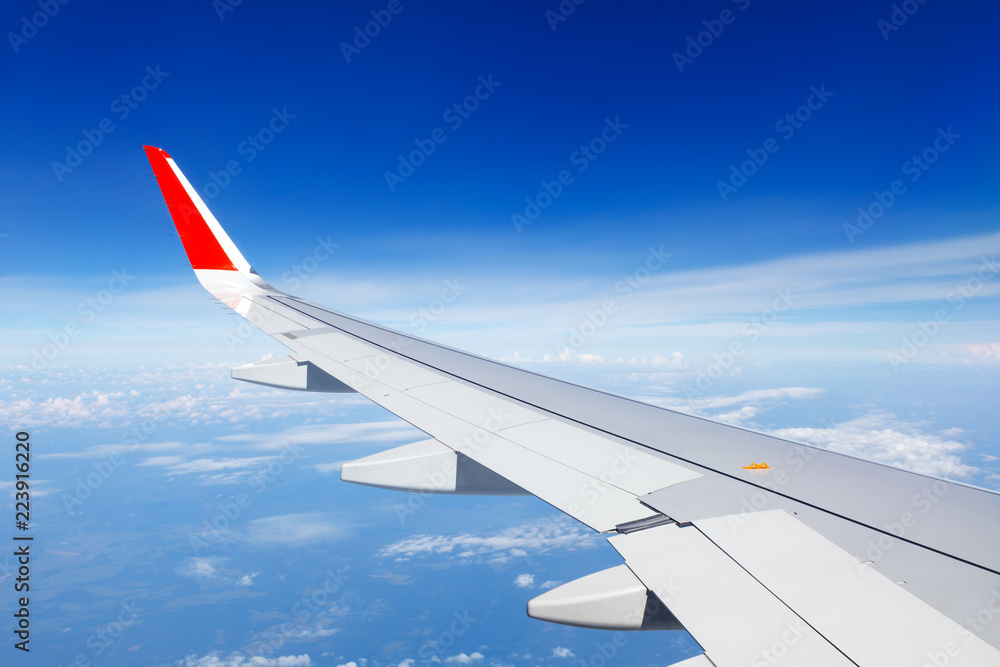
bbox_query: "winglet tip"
[143,145,172,159]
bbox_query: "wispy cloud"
[139,455,277,475]
[768,411,978,479]
[179,652,313,666]
[177,556,226,580]
[388,231,1000,365]
[2,363,391,431]
[4,232,998,368]
[377,520,597,564]
[663,387,827,413]
[236,572,259,587]
[645,386,984,481]
[243,513,347,547]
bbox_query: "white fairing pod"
[232,355,355,393]
[341,439,528,495]
[527,564,683,631]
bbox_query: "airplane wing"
[143,145,1000,666]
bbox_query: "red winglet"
[144,145,237,271]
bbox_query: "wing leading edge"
[145,147,1000,666]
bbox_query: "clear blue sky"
[2,0,998,281]
[2,2,1000,666]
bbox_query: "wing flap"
[694,510,1000,667]
[609,521,853,667]
[611,512,1000,666]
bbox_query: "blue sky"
[2,1,1000,665]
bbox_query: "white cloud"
[377,520,597,564]
[713,405,761,426]
[218,421,423,449]
[244,513,346,547]
[964,343,1000,362]
[553,647,575,658]
[513,574,535,589]
[139,455,276,475]
[179,653,312,666]
[1,363,423,438]
[669,387,826,413]
[444,653,483,664]
[499,350,686,368]
[4,231,999,372]
[0,390,132,428]
[466,234,1000,365]
[768,411,978,479]
[177,557,224,580]
[30,396,422,487]
[540,580,560,589]
[236,572,259,587]
[645,388,982,481]
[637,387,825,428]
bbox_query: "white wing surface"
[144,146,1000,666]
